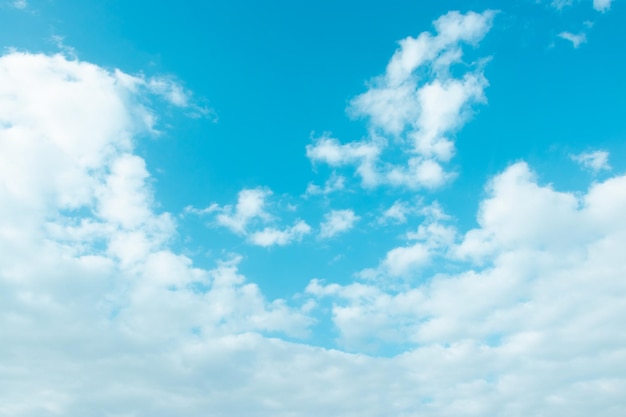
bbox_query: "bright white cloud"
[380,200,412,224]
[571,150,611,172]
[308,163,626,416]
[193,188,311,247]
[307,10,494,189]
[3,13,626,416]
[558,31,587,48]
[212,188,273,235]
[319,209,359,238]
[306,135,382,187]
[249,220,312,247]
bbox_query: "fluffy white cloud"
[311,162,626,358]
[306,135,382,187]
[307,10,494,189]
[319,209,360,238]
[3,30,626,417]
[380,200,413,224]
[190,188,311,247]
[0,51,316,415]
[249,220,312,247]
[558,31,587,48]
[305,162,626,415]
[571,149,611,172]
[211,188,273,235]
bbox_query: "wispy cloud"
[571,150,611,172]
[558,31,587,48]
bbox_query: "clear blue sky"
[1,1,625,416]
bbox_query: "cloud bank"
[2,9,626,415]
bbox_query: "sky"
[1,0,625,416]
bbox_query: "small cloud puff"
[319,209,360,238]
[249,221,312,247]
[571,150,611,172]
[188,188,311,247]
[558,31,587,48]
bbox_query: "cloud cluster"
[307,162,626,414]
[307,10,494,189]
[0,51,315,415]
[187,188,312,247]
[3,8,626,416]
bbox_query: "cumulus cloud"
[379,200,413,224]
[189,188,311,247]
[571,149,611,172]
[0,51,315,415]
[319,209,360,238]
[307,163,626,417]
[248,220,312,247]
[211,188,273,235]
[558,31,587,48]
[307,10,494,189]
[4,16,626,417]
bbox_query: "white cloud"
[571,150,611,172]
[249,220,312,247]
[305,173,346,196]
[362,218,457,280]
[380,200,412,224]
[4,26,626,417]
[1,51,319,416]
[215,188,272,234]
[558,31,587,48]
[306,135,382,187]
[193,188,311,247]
[308,164,626,416]
[307,10,494,190]
[319,209,359,238]
[593,0,614,12]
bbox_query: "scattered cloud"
[379,200,413,224]
[3,6,626,415]
[191,188,312,247]
[571,150,611,172]
[307,10,494,190]
[558,31,587,48]
[319,209,359,238]
[211,188,273,235]
[305,173,346,196]
[249,220,312,247]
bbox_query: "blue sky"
[1,0,626,416]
